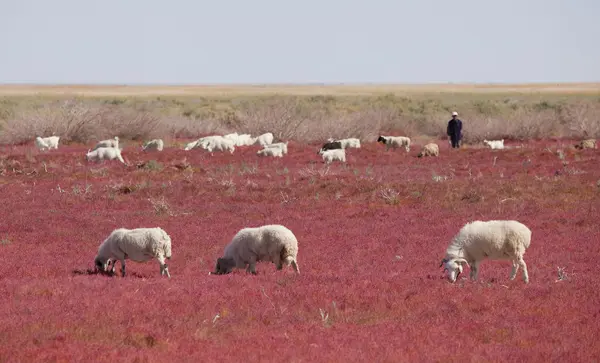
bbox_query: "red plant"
[0,138,598,362]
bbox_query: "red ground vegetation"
[0,138,598,362]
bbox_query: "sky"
[1,0,599,84]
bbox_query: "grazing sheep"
[255,132,274,147]
[94,227,172,278]
[338,138,361,149]
[417,143,439,157]
[236,134,255,146]
[142,139,164,152]
[483,139,505,150]
[213,224,299,275]
[574,139,597,150]
[199,137,235,154]
[377,135,411,152]
[184,140,199,151]
[93,136,119,151]
[86,147,126,164]
[319,148,346,164]
[183,135,223,151]
[440,220,532,283]
[257,147,283,158]
[35,136,60,151]
[319,141,343,153]
[264,141,289,154]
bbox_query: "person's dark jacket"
[447,118,463,140]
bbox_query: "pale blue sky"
[1,0,599,84]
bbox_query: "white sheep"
[142,139,164,152]
[94,227,172,278]
[223,133,239,144]
[183,135,222,151]
[93,136,119,151]
[574,139,597,150]
[255,132,274,146]
[319,148,346,164]
[483,139,505,150]
[440,220,532,283]
[264,141,289,154]
[236,134,256,146]
[86,147,126,164]
[377,135,411,152]
[35,136,60,151]
[417,143,439,157]
[213,224,299,275]
[199,137,235,154]
[257,146,283,158]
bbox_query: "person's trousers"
[451,138,461,148]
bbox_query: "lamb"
[93,136,119,151]
[257,146,283,158]
[319,148,346,164]
[377,135,411,152]
[264,141,289,154]
[35,136,60,151]
[417,143,439,157]
[86,147,126,164]
[94,227,172,278]
[255,132,274,146]
[574,139,597,150]
[483,139,505,150]
[142,139,164,152]
[319,141,342,153]
[213,224,299,275]
[440,220,532,284]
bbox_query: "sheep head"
[440,258,469,283]
[377,136,386,144]
[213,257,235,275]
[94,256,112,275]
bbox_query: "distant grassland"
[0,83,599,145]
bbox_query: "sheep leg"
[519,258,529,283]
[470,261,480,281]
[246,257,257,275]
[510,260,520,280]
[120,259,126,277]
[291,260,300,274]
[158,255,171,278]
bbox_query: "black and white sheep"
[440,220,532,283]
[377,135,411,152]
[94,227,173,278]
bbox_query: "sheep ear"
[455,258,469,267]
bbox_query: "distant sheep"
[35,136,60,151]
[440,220,532,283]
[213,224,299,275]
[257,147,283,158]
[574,139,597,150]
[184,135,222,151]
[319,141,342,153]
[328,138,361,149]
[483,139,505,150]
[94,227,172,278]
[377,135,411,152]
[319,148,346,164]
[199,137,235,154]
[264,141,289,154]
[236,134,256,146]
[93,136,119,151]
[255,132,274,146]
[142,139,164,152]
[86,147,126,164]
[223,133,239,143]
[417,143,439,157]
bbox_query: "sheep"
[35,136,60,151]
[338,138,361,149]
[255,132,274,146]
[264,141,289,154]
[319,148,346,164]
[257,146,283,158]
[319,141,342,153]
[93,136,119,151]
[483,139,505,150]
[223,133,239,144]
[142,139,164,152]
[184,135,224,151]
[377,135,411,152]
[199,137,235,154]
[440,220,532,284]
[574,139,597,150]
[85,147,126,164]
[94,227,172,278]
[417,143,439,157]
[236,134,256,146]
[213,224,299,275]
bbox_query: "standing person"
[447,111,463,149]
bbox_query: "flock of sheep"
[31,132,598,283]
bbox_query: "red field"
[0,138,598,362]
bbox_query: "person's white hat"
[452,111,458,116]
